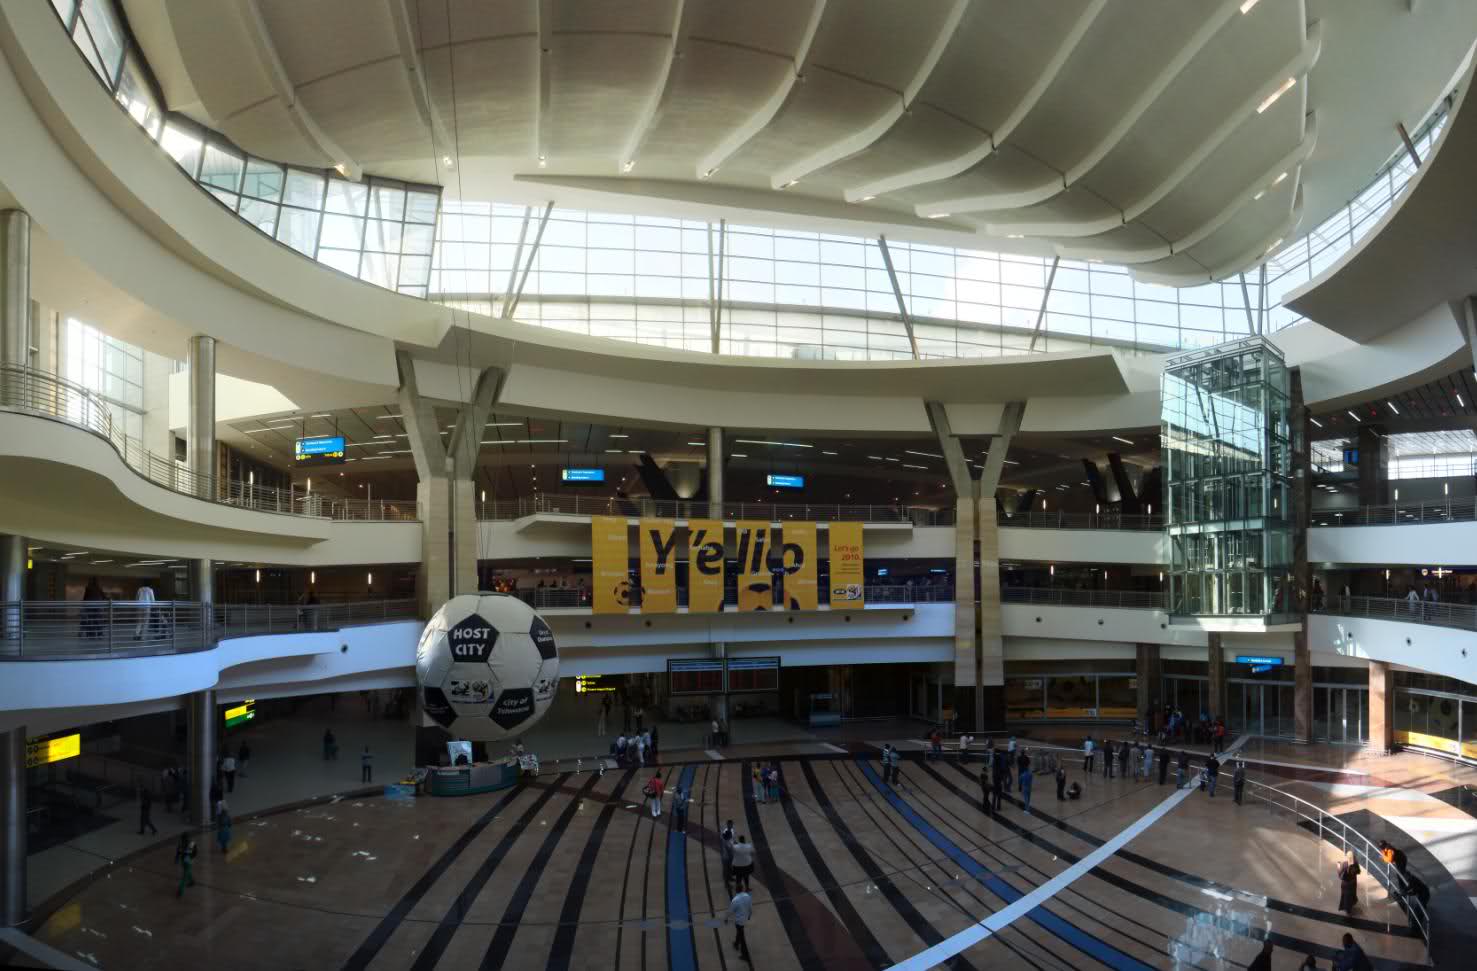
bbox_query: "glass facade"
[1162,337,1293,621]
[65,317,144,443]
[1395,672,1477,759]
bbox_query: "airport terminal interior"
[5,1,1477,969]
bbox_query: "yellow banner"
[1396,729,1461,756]
[782,522,818,610]
[687,519,725,613]
[735,520,777,611]
[638,518,678,613]
[828,521,865,607]
[26,732,80,769]
[591,516,632,614]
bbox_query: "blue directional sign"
[766,474,804,489]
[294,435,345,465]
[561,468,605,483]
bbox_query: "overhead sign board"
[1236,656,1283,667]
[766,474,804,489]
[26,733,80,769]
[224,699,256,728]
[562,468,605,483]
[295,435,345,465]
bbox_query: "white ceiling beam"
[1134,184,1305,287]
[770,0,970,189]
[234,0,360,179]
[978,24,1322,236]
[695,0,828,181]
[385,0,453,171]
[618,0,695,174]
[917,0,1260,217]
[844,0,1107,203]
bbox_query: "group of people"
[974,738,1072,815]
[610,727,659,768]
[751,762,783,803]
[1246,934,1374,971]
[1081,735,1246,800]
[1155,706,1229,750]
[719,818,757,963]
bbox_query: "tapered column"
[0,535,22,641]
[1367,661,1395,754]
[187,689,216,826]
[188,336,216,604]
[1,212,31,644]
[1,726,25,926]
[1207,632,1226,722]
[1136,643,1161,730]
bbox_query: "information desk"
[427,760,519,796]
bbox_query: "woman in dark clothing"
[82,576,107,639]
[1336,850,1361,913]
[1247,939,1274,971]
[1055,765,1067,801]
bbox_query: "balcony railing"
[1312,498,1477,527]
[0,598,418,659]
[1315,595,1477,633]
[480,493,953,525]
[1001,587,1167,610]
[0,366,417,522]
[506,584,954,611]
[999,510,1164,531]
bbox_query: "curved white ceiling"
[106,0,1477,285]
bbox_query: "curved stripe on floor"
[856,758,1155,971]
[666,764,699,971]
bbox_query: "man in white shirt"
[221,753,238,792]
[1083,736,1095,773]
[728,888,753,963]
[730,835,755,892]
[134,583,157,640]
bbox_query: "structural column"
[397,353,500,616]
[1367,660,1395,754]
[1291,368,1313,742]
[706,427,727,727]
[1,725,25,927]
[2,211,32,643]
[186,690,215,826]
[1207,632,1226,723]
[1135,643,1161,731]
[1356,426,1388,507]
[187,335,216,603]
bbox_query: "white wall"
[1310,614,1477,684]
[1000,528,1164,565]
[1310,522,1477,566]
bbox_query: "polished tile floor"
[10,729,1468,970]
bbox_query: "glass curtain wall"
[64,317,145,442]
[1163,337,1293,621]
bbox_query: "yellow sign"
[26,732,80,769]
[638,518,678,613]
[735,521,777,611]
[591,516,633,614]
[829,521,865,607]
[575,676,616,694]
[1396,729,1462,756]
[687,519,725,613]
[224,700,256,727]
[782,522,818,610]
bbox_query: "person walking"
[161,765,178,813]
[880,745,893,784]
[1214,720,1226,754]
[209,777,223,823]
[1119,739,1132,778]
[1103,739,1113,779]
[1143,744,1155,784]
[360,746,374,783]
[216,805,233,855]
[650,725,660,762]
[767,761,781,801]
[720,819,736,889]
[138,785,158,835]
[1247,939,1275,971]
[323,728,337,761]
[636,733,647,768]
[991,755,1004,812]
[1083,735,1095,774]
[1233,760,1246,805]
[133,582,157,640]
[616,734,628,766]
[645,771,665,818]
[1333,933,1371,971]
[673,784,689,833]
[237,741,251,779]
[730,835,755,892]
[1176,749,1189,789]
[728,887,753,964]
[1336,850,1361,914]
[1157,744,1169,785]
[597,696,608,736]
[175,834,197,897]
[1204,754,1220,797]
[1055,764,1067,801]
[1019,761,1034,815]
[635,706,645,733]
[752,764,766,803]
[980,765,991,814]
[222,752,238,793]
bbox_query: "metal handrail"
[1000,587,1166,610]
[478,493,955,525]
[1240,774,1430,951]
[506,584,955,610]
[1314,595,1477,632]
[999,510,1164,531]
[1312,497,1477,527]
[0,598,417,659]
[0,365,418,522]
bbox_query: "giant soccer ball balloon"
[415,593,560,741]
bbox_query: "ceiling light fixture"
[1387,401,1400,415]
[1007,233,1024,239]
[1253,190,1266,201]
[605,449,623,453]
[821,450,838,456]
[1347,411,1361,422]
[1309,418,1323,428]
[1112,436,1134,445]
[1257,77,1296,114]
[1458,393,1466,407]
[904,450,944,459]
[1239,0,1261,12]
[867,455,883,461]
[374,414,403,421]
[609,433,629,439]
[622,160,635,173]
[702,167,717,179]
[858,194,876,202]
[926,212,950,219]
[1264,237,1283,255]
[779,179,799,190]
[1272,171,1288,185]
[686,441,705,446]
[901,463,928,470]
[334,163,348,175]
[731,452,747,458]
[443,155,454,168]
[538,155,547,168]
[734,439,812,448]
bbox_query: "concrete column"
[188,336,216,604]
[977,492,1005,730]
[187,690,216,826]
[1,210,30,369]
[1367,661,1395,754]
[1,725,25,927]
[1135,643,1161,730]
[1207,632,1226,722]
[1356,426,1387,507]
[706,427,727,725]
[0,535,22,641]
